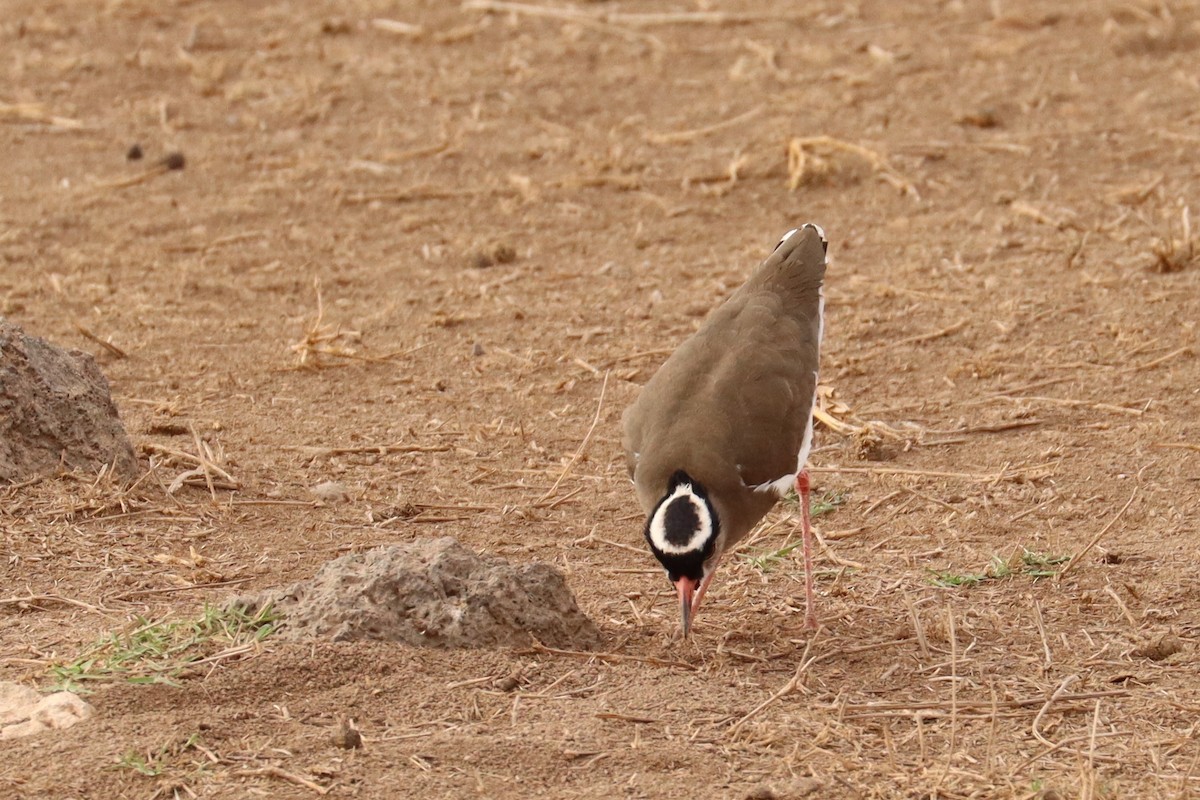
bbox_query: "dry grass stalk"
[998,395,1148,416]
[605,10,809,26]
[341,183,519,205]
[234,766,329,796]
[1032,674,1075,749]
[0,593,116,617]
[812,385,911,447]
[525,641,697,671]
[370,18,425,37]
[811,461,1056,484]
[1126,345,1193,373]
[645,105,763,145]
[854,319,968,360]
[73,323,128,359]
[786,135,918,199]
[284,442,452,462]
[462,1,803,28]
[143,432,240,497]
[810,526,864,569]
[93,156,183,190]
[1026,677,1121,766]
[289,278,366,368]
[841,689,1128,716]
[1103,584,1138,627]
[1032,600,1052,668]
[384,139,454,163]
[1152,441,1200,452]
[1010,199,1081,231]
[1058,488,1137,579]
[538,371,609,503]
[905,594,931,658]
[728,630,823,737]
[459,1,664,49]
[0,100,83,129]
[1149,204,1196,273]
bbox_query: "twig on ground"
[841,689,1128,716]
[1058,488,1138,579]
[234,766,329,795]
[538,371,609,503]
[0,594,116,617]
[73,324,128,359]
[283,442,452,461]
[786,135,919,199]
[1031,675,1079,749]
[524,641,697,671]
[645,106,763,145]
[0,101,83,129]
[854,319,968,360]
[728,629,823,736]
[811,461,1056,483]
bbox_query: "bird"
[622,223,827,637]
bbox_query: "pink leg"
[796,469,818,630]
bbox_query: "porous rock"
[0,682,94,740]
[236,537,600,649]
[0,318,137,482]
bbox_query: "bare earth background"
[2,1,1200,798]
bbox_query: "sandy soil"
[2,1,1199,797]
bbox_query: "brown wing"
[623,225,826,506]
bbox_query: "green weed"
[741,491,848,573]
[932,549,1069,588]
[49,603,277,694]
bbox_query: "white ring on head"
[803,222,826,242]
[647,482,713,555]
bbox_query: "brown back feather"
[623,226,826,542]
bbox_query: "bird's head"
[644,470,723,637]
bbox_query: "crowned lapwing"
[622,224,827,636]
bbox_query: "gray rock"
[0,319,137,481]
[235,537,600,650]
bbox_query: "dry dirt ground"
[2,0,1200,797]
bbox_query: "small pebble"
[331,717,362,749]
[161,151,186,170]
[469,243,517,269]
[958,108,1000,128]
[126,143,144,161]
[312,481,350,504]
[491,243,516,264]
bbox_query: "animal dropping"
[623,224,827,636]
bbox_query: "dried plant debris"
[1131,635,1184,662]
[47,604,278,693]
[786,135,918,199]
[1149,204,1196,273]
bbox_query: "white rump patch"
[647,482,714,555]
